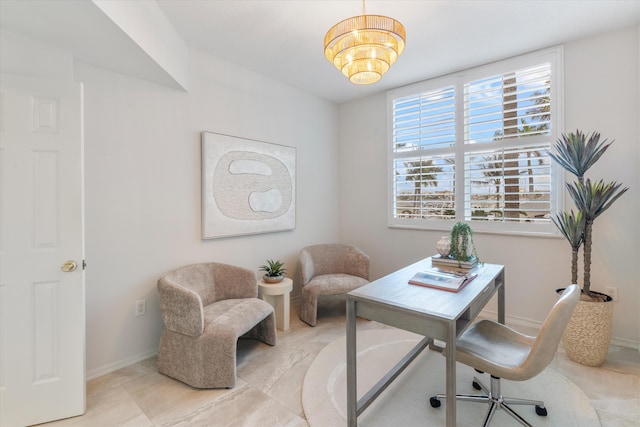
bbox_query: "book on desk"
[431,254,478,269]
[409,269,478,292]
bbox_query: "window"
[388,48,563,235]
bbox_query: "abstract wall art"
[201,131,296,239]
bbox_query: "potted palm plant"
[259,259,287,283]
[549,130,628,366]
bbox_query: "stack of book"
[431,254,478,269]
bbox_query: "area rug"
[302,329,600,427]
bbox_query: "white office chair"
[429,284,580,427]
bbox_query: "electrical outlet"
[135,300,147,316]
[604,287,618,301]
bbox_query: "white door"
[0,74,85,426]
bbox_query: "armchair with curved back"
[429,284,581,426]
[157,262,276,388]
[298,243,370,326]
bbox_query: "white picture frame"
[201,131,296,239]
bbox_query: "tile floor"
[40,296,640,427]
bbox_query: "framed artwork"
[201,131,296,239]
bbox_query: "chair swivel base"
[429,375,547,427]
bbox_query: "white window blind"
[465,64,552,144]
[393,86,456,152]
[464,146,552,223]
[388,48,563,235]
[393,153,456,220]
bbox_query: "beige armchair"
[298,244,369,326]
[157,262,276,388]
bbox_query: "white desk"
[346,257,505,427]
[258,278,293,331]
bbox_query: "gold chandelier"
[324,0,406,85]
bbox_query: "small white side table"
[258,277,293,331]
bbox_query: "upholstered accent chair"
[298,244,370,326]
[157,262,276,388]
[429,284,580,426]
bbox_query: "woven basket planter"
[558,289,613,367]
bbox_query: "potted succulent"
[549,130,628,366]
[259,259,287,283]
[449,221,478,262]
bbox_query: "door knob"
[61,260,77,272]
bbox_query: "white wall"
[339,25,640,348]
[73,48,340,377]
[0,30,74,80]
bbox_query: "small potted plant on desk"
[433,222,479,269]
[449,221,478,262]
[259,259,287,284]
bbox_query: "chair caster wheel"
[429,396,441,408]
[472,380,482,390]
[535,405,547,416]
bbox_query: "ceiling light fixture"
[324,0,406,85]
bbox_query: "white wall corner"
[91,0,189,91]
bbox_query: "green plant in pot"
[549,130,628,366]
[449,221,478,262]
[259,259,287,283]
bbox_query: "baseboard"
[608,336,640,350]
[87,347,158,381]
[481,308,640,350]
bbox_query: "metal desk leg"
[498,271,505,324]
[446,321,457,427]
[346,297,357,427]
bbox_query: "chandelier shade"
[324,12,406,85]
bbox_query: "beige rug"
[302,329,600,427]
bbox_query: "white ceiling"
[3,1,640,104]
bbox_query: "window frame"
[387,47,565,236]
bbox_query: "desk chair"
[430,284,580,426]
